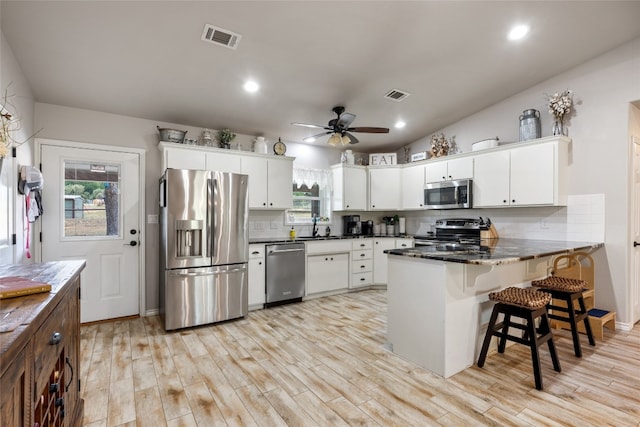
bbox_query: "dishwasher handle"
[268,248,305,255]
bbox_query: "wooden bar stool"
[477,287,561,391]
[532,276,595,357]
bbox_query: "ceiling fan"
[292,106,389,145]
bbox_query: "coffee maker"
[343,215,361,236]
[361,220,374,236]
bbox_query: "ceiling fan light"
[341,134,351,145]
[328,133,341,146]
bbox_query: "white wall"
[0,28,36,264]
[33,103,343,311]
[404,37,640,325]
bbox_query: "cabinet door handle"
[65,356,74,392]
[634,241,639,247]
[360,277,365,281]
[360,253,366,257]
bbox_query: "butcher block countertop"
[0,260,85,364]
[385,238,604,265]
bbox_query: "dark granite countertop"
[249,235,407,244]
[385,238,603,266]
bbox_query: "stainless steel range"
[414,218,493,254]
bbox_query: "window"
[64,161,120,237]
[286,168,332,225]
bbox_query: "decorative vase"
[552,118,564,136]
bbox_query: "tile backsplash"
[248,194,605,243]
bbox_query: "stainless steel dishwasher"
[265,242,305,307]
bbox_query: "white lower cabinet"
[306,240,351,295]
[306,253,350,294]
[373,238,397,284]
[373,238,414,284]
[351,239,373,288]
[248,244,265,308]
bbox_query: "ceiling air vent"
[384,89,410,102]
[201,24,242,50]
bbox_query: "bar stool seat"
[532,276,595,358]
[477,287,561,390]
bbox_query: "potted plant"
[217,128,236,149]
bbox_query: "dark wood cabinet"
[0,261,85,427]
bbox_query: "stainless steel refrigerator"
[159,168,249,330]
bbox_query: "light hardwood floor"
[80,289,640,426]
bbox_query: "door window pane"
[64,161,120,237]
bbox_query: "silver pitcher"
[519,109,541,141]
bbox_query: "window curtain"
[292,167,332,189]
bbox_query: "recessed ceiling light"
[508,24,529,41]
[243,80,260,93]
[395,120,406,129]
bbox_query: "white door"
[632,134,640,323]
[40,143,141,323]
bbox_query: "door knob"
[634,241,639,247]
[125,241,138,247]
[130,229,137,235]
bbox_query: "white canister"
[344,149,355,165]
[399,217,406,234]
[386,224,395,236]
[373,224,381,235]
[253,136,268,154]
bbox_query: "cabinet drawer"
[352,272,373,287]
[33,299,68,394]
[352,259,373,273]
[305,240,351,254]
[351,239,373,250]
[249,244,265,259]
[352,249,372,260]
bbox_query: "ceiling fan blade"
[303,131,332,142]
[336,113,356,128]
[291,122,330,130]
[348,126,390,134]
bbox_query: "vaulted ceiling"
[2,1,640,151]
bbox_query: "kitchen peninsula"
[385,238,603,378]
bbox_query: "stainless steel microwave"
[424,179,472,209]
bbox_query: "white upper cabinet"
[241,156,293,210]
[159,142,294,210]
[332,165,367,211]
[161,143,206,170]
[425,157,473,183]
[473,137,568,207]
[369,167,402,210]
[401,163,426,210]
[473,150,511,207]
[206,152,242,174]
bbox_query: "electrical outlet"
[540,219,549,229]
